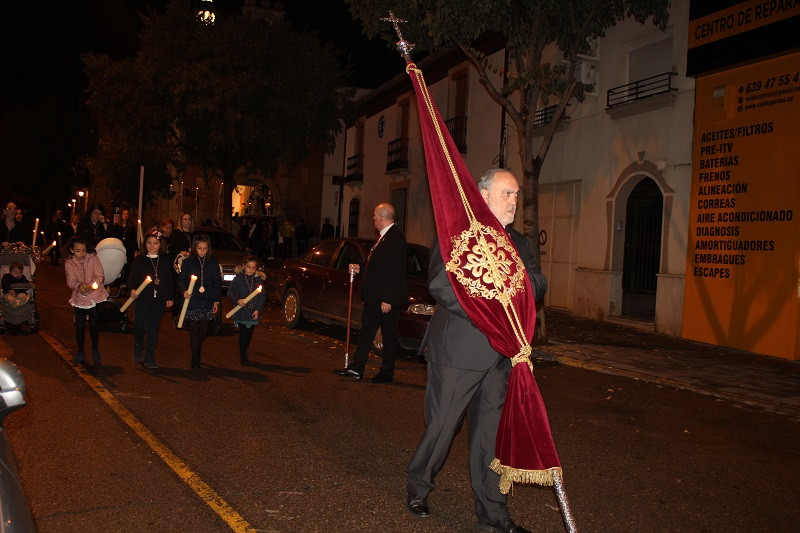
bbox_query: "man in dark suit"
[405,169,545,533]
[334,202,408,384]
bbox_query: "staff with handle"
[344,263,359,368]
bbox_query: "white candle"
[120,276,152,312]
[225,285,263,318]
[177,275,197,328]
[32,218,39,247]
[41,241,57,255]
[137,219,144,248]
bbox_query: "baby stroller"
[95,237,129,332]
[0,244,39,334]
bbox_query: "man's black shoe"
[406,492,430,517]
[333,368,361,379]
[478,516,531,533]
[369,374,393,384]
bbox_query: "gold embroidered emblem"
[446,220,526,306]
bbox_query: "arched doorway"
[347,198,360,237]
[621,177,663,319]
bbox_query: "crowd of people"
[230,213,332,261]
[4,166,545,531]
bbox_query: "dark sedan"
[276,237,435,353]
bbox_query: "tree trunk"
[222,178,235,232]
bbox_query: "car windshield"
[206,232,243,252]
[407,246,429,278]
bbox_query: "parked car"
[0,358,36,532]
[276,237,435,354]
[193,227,247,290]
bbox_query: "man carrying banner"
[406,168,546,533]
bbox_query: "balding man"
[334,202,408,383]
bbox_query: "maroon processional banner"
[408,63,561,492]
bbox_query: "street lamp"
[76,189,89,216]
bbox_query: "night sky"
[0,0,402,115]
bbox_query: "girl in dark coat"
[169,212,193,324]
[127,230,174,369]
[227,255,267,366]
[178,233,221,369]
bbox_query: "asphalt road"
[3,262,800,532]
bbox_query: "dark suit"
[347,223,408,379]
[407,227,546,525]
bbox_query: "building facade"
[327,0,800,360]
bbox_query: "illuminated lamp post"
[197,0,215,24]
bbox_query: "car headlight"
[407,303,435,315]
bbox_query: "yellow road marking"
[38,330,256,533]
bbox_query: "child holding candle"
[227,255,267,366]
[64,236,108,364]
[178,233,221,369]
[127,230,174,369]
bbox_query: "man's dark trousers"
[350,300,400,379]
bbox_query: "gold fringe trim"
[489,459,561,494]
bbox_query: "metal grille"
[621,178,663,319]
[386,137,410,171]
[346,154,363,183]
[444,116,468,154]
[532,104,568,127]
[607,72,677,108]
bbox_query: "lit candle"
[119,276,152,312]
[137,219,144,247]
[32,218,39,247]
[225,285,263,318]
[91,281,99,290]
[41,241,57,255]
[177,275,197,328]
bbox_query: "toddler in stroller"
[0,244,39,333]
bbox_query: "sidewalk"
[534,308,800,421]
[265,258,800,421]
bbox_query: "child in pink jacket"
[64,236,109,364]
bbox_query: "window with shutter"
[629,37,673,83]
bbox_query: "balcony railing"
[386,137,410,172]
[532,105,568,128]
[445,116,468,154]
[346,154,364,183]
[607,71,678,108]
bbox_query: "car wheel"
[371,327,384,356]
[283,288,303,328]
[29,312,40,334]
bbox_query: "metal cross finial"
[380,11,415,64]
